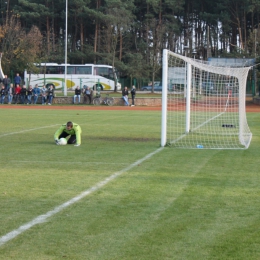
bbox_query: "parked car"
[141,85,162,91]
[141,81,161,91]
[202,81,214,95]
[141,83,174,92]
[202,81,214,90]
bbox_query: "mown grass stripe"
[0,147,164,247]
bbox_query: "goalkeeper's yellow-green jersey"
[54,122,82,145]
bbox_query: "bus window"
[58,66,65,74]
[38,66,62,74]
[38,67,45,74]
[75,66,92,74]
[67,66,75,74]
[108,68,114,80]
[94,66,109,79]
[49,66,60,74]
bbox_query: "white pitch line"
[12,161,127,165]
[0,124,60,138]
[0,146,164,247]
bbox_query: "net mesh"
[165,51,252,149]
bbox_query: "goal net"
[161,50,252,149]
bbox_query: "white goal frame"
[161,49,252,149]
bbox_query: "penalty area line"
[0,146,164,247]
[0,124,60,138]
[12,160,127,165]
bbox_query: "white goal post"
[161,49,252,149]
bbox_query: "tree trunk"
[52,0,55,53]
[146,3,149,64]
[80,17,84,63]
[119,30,122,61]
[46,16,50,55]
[94,22,98,60]
[94,0,101,64]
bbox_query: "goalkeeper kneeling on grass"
[54,121,82,146]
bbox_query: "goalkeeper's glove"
[55,139,60,145]
[74,144,80,147]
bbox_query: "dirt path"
[0,102,259,112]
[0,104,162,111]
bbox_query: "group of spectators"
[122,85,136,106]
[1,74,138,106]
[73,85,93,104]
[0,73,55,105]
[73,85,136,106]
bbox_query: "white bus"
[24,63,121,90]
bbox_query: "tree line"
[0,0,259,85]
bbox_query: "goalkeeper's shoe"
[74,144,80,147]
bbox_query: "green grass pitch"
[0,108,260,259]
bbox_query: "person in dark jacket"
[130,85,136,106]
[73,86,81,104]
[20,85,27,104]
[0,85,6,104]
[47,85,55,105]
[2,75,11,91]
[27,85,33,104]
[122,86,129,106]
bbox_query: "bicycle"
[93,94,114,106]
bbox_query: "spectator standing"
[47,85,55,105]
[14,73,22,87]
[0,85,6,104]
[20,85,27,104]
[2,75,11,91]
[27,85,33,104]
[14,84,21,104]
[41,85,47,105]
[33,84,40,104]
[7,83,14,104]
[130,85,136,106]
[73,86,81,104]
[83,86,93,104]
[122,86,129,106]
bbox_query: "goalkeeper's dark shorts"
[59,132,76,144]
